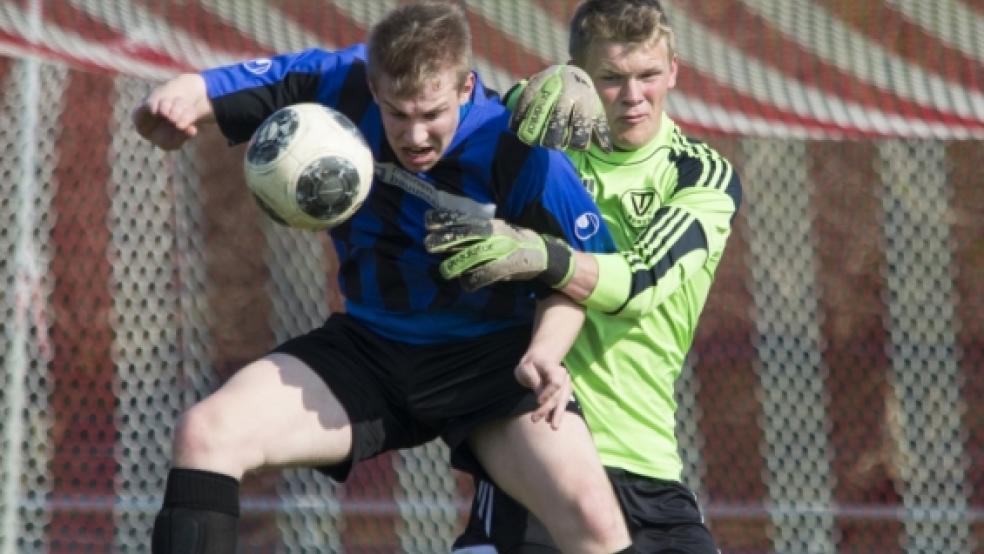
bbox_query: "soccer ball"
[244,103,374,230]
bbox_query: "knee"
[567,481,626,544]
[172,401,251,475]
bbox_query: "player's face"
[372,70,475,173]
[583,37,677,151]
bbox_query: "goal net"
[0,1,981,553]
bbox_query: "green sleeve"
[583,156,741,317]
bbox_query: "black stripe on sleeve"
[624,218,708,305]
[211,71,322,144]
[671,138,742,222]
[671,151,705,191]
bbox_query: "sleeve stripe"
[678,136,741,211]
[672,130,735,194]
[627,206,693,271]
[622,218,708,310]
[647,209,695,264]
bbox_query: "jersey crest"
[621,189,660,229]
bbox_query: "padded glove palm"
[507,64,612,152]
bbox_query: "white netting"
[0,2,981,553]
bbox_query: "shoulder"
[668,125,732,168]
[666,127,742,206]
[290,44,367,72]
[496,129,574,172]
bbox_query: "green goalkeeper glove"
[506,64,612,152]
[424,209,576,292]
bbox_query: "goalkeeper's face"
[372,69,475,173]
[583,37,678,151]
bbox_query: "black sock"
[151,468,240,554]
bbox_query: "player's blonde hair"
[569,0,676,65]
[367,1,472,97]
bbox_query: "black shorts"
[273,313,540,481]
[454,468,720,554]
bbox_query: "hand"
[514,355,572,430]
[132,74,210,150]
[508,64,612,152]
[424,209,575,291]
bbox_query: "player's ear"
[667,55,679,89]
[458,72,475,105]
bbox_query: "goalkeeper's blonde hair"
[367,1,472,98]
[569,0,676,65]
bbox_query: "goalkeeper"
[427,1,742,552]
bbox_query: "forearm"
[529,293,586,361]
[557,250,600,303]
[520,293,584,429]
[563,187,740,315]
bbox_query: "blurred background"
[0,1,981,553]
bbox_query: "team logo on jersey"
[243,58,272,75]
[574,212,601,240]
[621,189,659,229]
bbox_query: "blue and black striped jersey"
[202,45,614,344]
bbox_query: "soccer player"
[426,1,742,552]
[131,2,637,553]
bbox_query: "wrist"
[559,251,598,302]
[539,236,575,289]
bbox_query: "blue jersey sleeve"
[201,45,368,144]
[502,147,614,254]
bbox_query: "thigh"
[417,325,541,473]
[466,412,612,533]
[453,477,559,554]
[456,470,720,554]
[180,351,353,472]
[275,314,440,480]
[415,324,536,426]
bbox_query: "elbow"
[606,295,653,319]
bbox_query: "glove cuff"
[540,236,575,289]
[503,79,528,112]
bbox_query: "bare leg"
[172,353,353,477]
[469,415,632,554]
[153,353,353,554]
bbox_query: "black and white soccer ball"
[244,103,374,230]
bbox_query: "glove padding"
[508,64,612,152]
[424,209,575,291]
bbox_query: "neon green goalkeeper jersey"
[564,113,741,481]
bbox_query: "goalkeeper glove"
[424,209,576,292]
[506,64,612,152]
